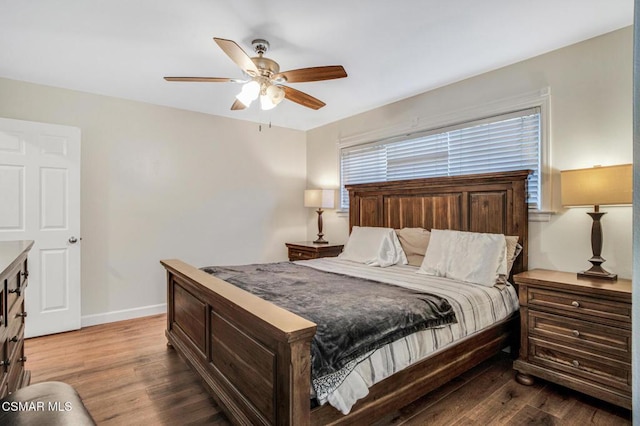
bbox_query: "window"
[340,107,541,210]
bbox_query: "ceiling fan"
[164,37,347,111]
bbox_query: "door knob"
[69,236,79,244]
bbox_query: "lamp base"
[313,208,328,244]
[577,267,617,281]
[577,210,617,281]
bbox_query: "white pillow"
[418,229,507,287]
[339,226,408,267]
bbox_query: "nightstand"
[513,269,632,409]
[285,242,344,261]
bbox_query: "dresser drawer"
[529,337,631,394]
[528,310,630,362]
[8,300,26,330]
[5,261,27,316]
[0,286,4,327]
[5,321,23,363]
[6,339,25,394]
[0,341,6,374]
[527,287,631,325]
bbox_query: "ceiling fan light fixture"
[260,84,285,110]
[266,85,285,105]
[236,80,260,107]
[260,94,277,110]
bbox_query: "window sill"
[529,210,555,222]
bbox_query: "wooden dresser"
[513,269,631,409]
[285,241,343,261]
[0,240,33,398]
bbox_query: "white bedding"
[295,257,520,414]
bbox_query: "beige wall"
[0,78,307,323]
[0,26,632,327]
[307,27,633,279]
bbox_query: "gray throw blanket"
[202,262,456,380]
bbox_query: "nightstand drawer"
[285,242,343,261]
[529,337,631,394]
[289,248,318,261]
[528,310,630,361]
[527,287,631,325]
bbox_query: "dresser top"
[514,269,631,296]
[0,240,34,277]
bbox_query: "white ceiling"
[0,1,633,131]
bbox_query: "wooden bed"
[161,169,531,425]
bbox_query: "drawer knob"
[572,360,580,367]
[19,356,27,363]
[21,271,28,278]
[0,359,10,367]
[571,301,580,308]
[8,336,18,343]
[16,312,27,318]
[571,329,580,337]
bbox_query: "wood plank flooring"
[25,314,631,425]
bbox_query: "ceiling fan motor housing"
[252,56,280,77]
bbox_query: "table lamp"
[304,189,335,244]
[560,164,632,280]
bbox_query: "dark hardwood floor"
[25,314,631,425]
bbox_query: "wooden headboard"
[345,170,532,276]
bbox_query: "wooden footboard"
[162,259,316,425]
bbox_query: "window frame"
[336,88,552,221]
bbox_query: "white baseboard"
[81,303,166,328]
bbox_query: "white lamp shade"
[260,85,285,110]
[236,80,260,107]
[561,164,632,207]
[266,85,285,104]
[304,189,335,209]
[260,94,277,110]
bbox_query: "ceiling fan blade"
[274,65,347,83]
[231,99,246,110]
[164,77,236,82]
[213,37,259,76]
[282,86,326,110]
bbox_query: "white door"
[0,117,81,338]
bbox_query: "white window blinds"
[340,107,540,209]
